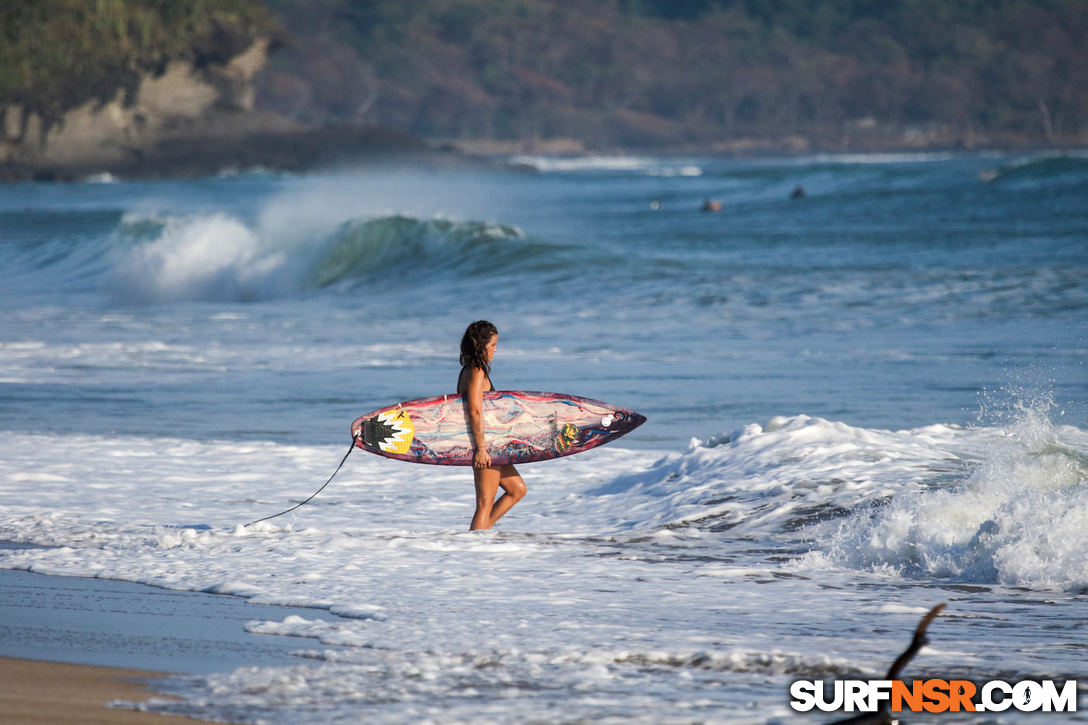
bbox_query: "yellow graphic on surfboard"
[556,422,578,451]
[362,409,415,454]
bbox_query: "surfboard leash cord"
[244,434,359,527]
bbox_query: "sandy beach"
[0,656,203,724]
[0,566,348,724]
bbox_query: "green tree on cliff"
[0,0,275,125]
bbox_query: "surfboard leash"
[244,434,359,527]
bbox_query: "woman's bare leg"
[487,465,526,527]
[470,464,526,530]
[470,467,499,530]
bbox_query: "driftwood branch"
[885,603,945,681]
[829,603,947,725]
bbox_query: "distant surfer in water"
[458,320,527,530]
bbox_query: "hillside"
[0,1,459,180]
[258,0,1088,152]
[2,0,1085,180]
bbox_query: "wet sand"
[0,656,203,724]
[0,565,349,723]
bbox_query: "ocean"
[0,151,1086,723]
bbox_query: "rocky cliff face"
[0,27,478,182]
[0,38,301,179]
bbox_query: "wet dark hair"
[459,320,497,375]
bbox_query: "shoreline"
[0,656,211,725]
[0,566,350,724]
[0,122,498,183]
[4,132,1084,184]
[0,567,344,673]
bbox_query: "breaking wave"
[105,212,538,303]
[807,399,1088,590]
[590,415,969,535]
[977,152,1088,186]
[511,154,702,176]
[589,404,1088,591]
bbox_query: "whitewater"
[1,152,1086,723]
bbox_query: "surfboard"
[351,391,646,466]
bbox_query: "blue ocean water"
[1,152,1086,723]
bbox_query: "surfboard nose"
[619,410,647,431]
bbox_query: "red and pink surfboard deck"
[351,391,646,466]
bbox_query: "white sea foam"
[587,415,970,535]
[82,171,120,184]
[3,411,1087,722]
[2,411,1085,589]
[803,151,965,164]
[511,154,702,176]
[512,154,655,172]
[113,213,290,303]
[805,404,1088,589]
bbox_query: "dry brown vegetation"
[257,0,1088,151]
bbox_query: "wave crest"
[978,153,1088,185]
[307,215,525,288]
[590,415,966,535]
[108,213,528,303]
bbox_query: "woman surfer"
[457,320,527,530]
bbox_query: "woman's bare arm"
[465,367,492,468]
